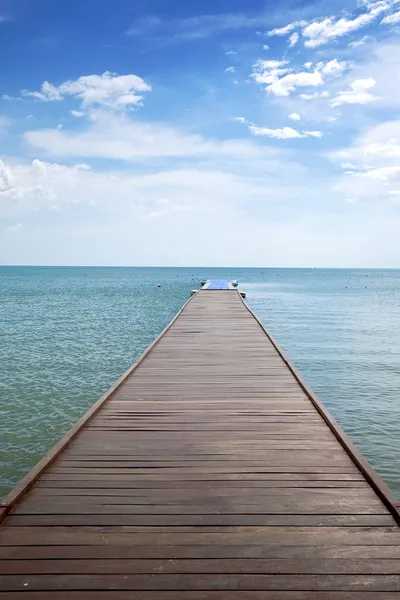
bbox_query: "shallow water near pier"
[1,266,400,499]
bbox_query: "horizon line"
[1,265,400,270]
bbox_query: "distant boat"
[232,280,239,287]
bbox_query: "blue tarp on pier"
[202,280,233,290]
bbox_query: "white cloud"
[349,35,370,47]
[346,42,400,110]
[262,44,270,50]
[225,50,237,55]
[23,81,62,102]
[251,60,291,86]
[0,159,96,213]
[381,9,400,23]
[71,110,85,118]
[304,62,313,68]
[225,66,236,72]
[232,115,322,140]
[303,130,324,138]
[265,1,390,47]
[254,59,288,71]
[330,78,377,107]
[252,60,324,96]
[318,58,347,77]
[335,166,400,200]
[289,32,299,47]
[24,111,277,162]
[248,125,323,139]
[299,91,330,99]
[361,166,400,180]
[253,56,346,98]
[267,70,324,97]
[334,120,400,166]
[303,2,389,47]
[22,72,151,110]
[249,125,303,139]
[331,119,400,201]
[267,21,306,36]
[0,155,304,245]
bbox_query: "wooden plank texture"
[1,289,399,597]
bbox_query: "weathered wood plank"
[1,573,400,591]
[7,515,393,527]
[2,558,400,575]
[1,545,400,560]
[2,527,400,546]
[1,593,400,600]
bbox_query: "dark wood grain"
[2,526,400,547]
[2,544,400,560]
[1,573,400,591]
[2,558,400,575]
[1,593,400,600]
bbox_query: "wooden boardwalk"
[1,289,400,598]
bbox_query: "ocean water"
[1,266,400,499]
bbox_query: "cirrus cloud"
[24,110,283,163]
[266,1,396,49]
[302,1,388,48]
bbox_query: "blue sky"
[1,0,400,266]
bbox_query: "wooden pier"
[1,285,400,597]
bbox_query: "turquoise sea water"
[1,266,400,499]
